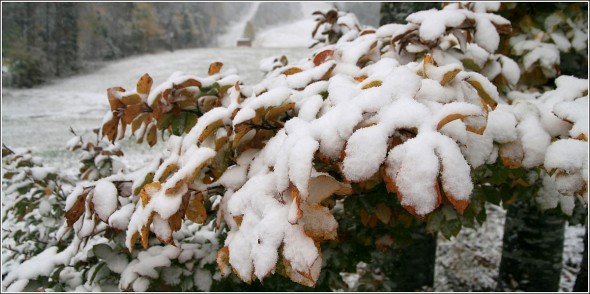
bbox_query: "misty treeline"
[2,2,250,88]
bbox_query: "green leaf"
[462,58,481,72]
[171,112,187,136]
[426,210,444,234]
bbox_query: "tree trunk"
[573,227,588,292]
[497,200,565,291]
[387,225,437,291]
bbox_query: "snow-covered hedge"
[2,2,587,291]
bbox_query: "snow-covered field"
[2,47,310,171]
[1,4,586,291]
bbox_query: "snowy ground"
[1,47,309,171]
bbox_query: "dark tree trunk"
[573,228,588,292]
[387,225,436,291]
[497,200,565,291]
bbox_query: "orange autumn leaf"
[313,49,334,66]
[107,87,125,110]
[121,93,142,105]
[122,103,143,125]
[217,246,231,276]
[146,124,157,147]
[65,191,88,227]
[186,192,207,224]
[169,192,191,232]
[136,73,153,95]
[208,62,223,75]
[283,67,303,76]
[102,117,119,143]
[437,113,467,130]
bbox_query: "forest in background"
[1,2,252,88]
[1,2,382,89]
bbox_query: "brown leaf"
[102,117,119,143]
[354,75,368,82]
[136,73,153,95]
[165,178,186,195]
[374,203,392,224]
[107,87,125,111]
[264,102,295,123]
[359,209,377,228]
[313,50,334,66]
[122,103,143,125]
[146,124,157,147]
[121,93,142,106]
[128,231,140,254]
[467,79,497,110]
[217,246,231,276]
[140,212,155,249]
[65,191,88,227]
[140,181,161,207]
[175,78,202,89]
[440,68,461,86]
[437,114,467,130]
[186,192,207,224]
[283,67,303,76]
[360,29,376,36]
[199,119,224,143]
[361,80,382,90]
[159,163,178,182]
[208,62,223,75]
[169,192,191,232]
[232,125,252,149]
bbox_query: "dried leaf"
[264,102,295,123]
[128,231,140,254]
[313,50,334,66]
[146,124,157,147]
[361,80,382,90]
[217,246,231,276]
[122,103,143,124]
[169,192,191,232]
[437,114,467,130]
[165,178,185,195]
[283,67,303,76]
[140,212,155,249]
[467,79,498,109]
[102,117,119,143]
[137,74,153,95]
[107,87,125,110]
[199,119,224,143]
[140,181,161,207]
[360,29,376,36]
[121,93,142,105]
[374,203,392,224]
[440,68,461,86]
[65,191,88,227]
[354,75,368,82]
[186,192,207,224]
[208,62,223,75]
[175,78,202,89]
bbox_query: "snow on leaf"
[92,180,118,222]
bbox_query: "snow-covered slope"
[219,2,336,48]
[1,47,310,170]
